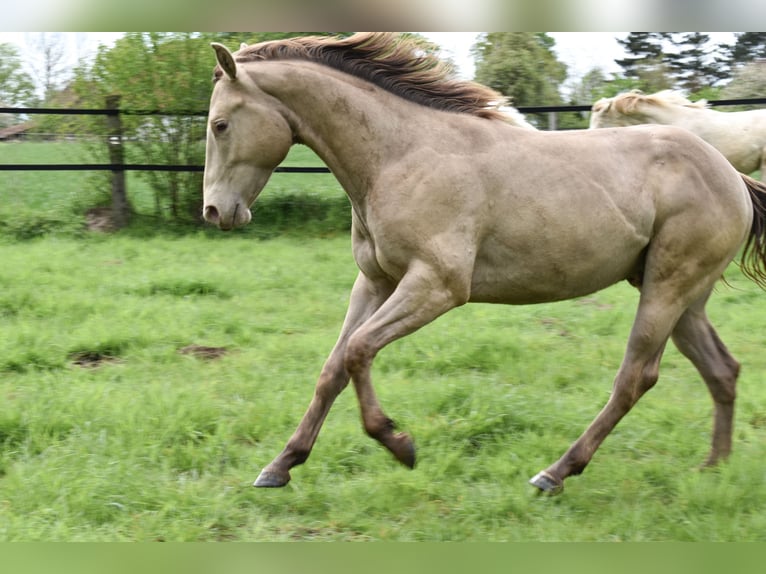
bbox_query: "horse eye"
[213,119,229,134]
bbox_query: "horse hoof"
[392,432,416,469]
[529,470,564,495]
[253,469,291,488]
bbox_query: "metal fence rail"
[3,97,766,174]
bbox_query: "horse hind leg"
[529,294,679,495]
[670,295,740,468]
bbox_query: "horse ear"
[240,43,248,51]
[592,99,611,114]
[211,42,237,81]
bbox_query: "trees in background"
[720,32,766,68]
[718,33,766,105]
[612,32,766,98]
[472,33,567,128]
[5,32,766,226]
[0,43,36,128]
[472,32,766,131]
[69,33,345,223]
[70,33,213,222]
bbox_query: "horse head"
[203,42,294,230]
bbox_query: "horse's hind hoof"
[529,470,564,495]
[253,468,291,488]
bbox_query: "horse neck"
[639,101,703,128]
[249,61,421,203]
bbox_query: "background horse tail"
[740,174,766,288]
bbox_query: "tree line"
[473,32,766,129]
[2,32,765,226]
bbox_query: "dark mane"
[225,32,508,121]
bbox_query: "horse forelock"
[230,32,508,121]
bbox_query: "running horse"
[203,33,766,494]
[590,90,766,179]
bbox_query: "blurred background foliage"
[1,32,765,232]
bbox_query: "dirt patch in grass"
[178,344,228,360]
[69,350,122,368]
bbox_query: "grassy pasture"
[0,231,765,541]
[1,141,766,540]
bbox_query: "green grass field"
[1,141,766,541]
[0,142,348,238]
[0,231,765,541]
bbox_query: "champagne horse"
[202,33,766,494]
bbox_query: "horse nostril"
[203,205,220,223]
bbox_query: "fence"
[4,96,766,173]
[0,97,333,227]
[2,97,766,227]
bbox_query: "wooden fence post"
[105,95,130,229]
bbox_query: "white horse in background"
[590,90,766,179]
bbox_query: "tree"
[71,33,349,224]
[26,33,71,102]
[70,34,208,221]
[472,33,567,127]
[665,33,725,93]
[723,32,766,67]
[720,59,766,109]
[562,67,611,129]
[613,32,731,95]
[613,33,675,93]
[0,43,37,128]
[615,33,669,79]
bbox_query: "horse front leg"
[343,261,468,469]
[253,272,393,487]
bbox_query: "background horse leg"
[344,261,468,469]
[671,294,740,467]
[254,272,394,487]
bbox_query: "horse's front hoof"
[391,432,416,469]
[529,470,564,495]
[253,468,291,488]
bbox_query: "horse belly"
[468,231,648,305]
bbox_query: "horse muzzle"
[203,201,252,230]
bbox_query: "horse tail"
[740,174,766,288]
